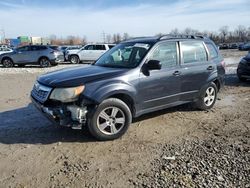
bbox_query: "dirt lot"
[0,50,249,187]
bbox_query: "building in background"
[41,38,51,45]
[5,38,21,48]
[31,37,42,45]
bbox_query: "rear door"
[138,41,181,111]
[13,46,31,63]
[178,40,216,101]
[93,45,106,60]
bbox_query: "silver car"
[0,45,60,68]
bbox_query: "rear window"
[108,45,115,49]
[95,45,106,50]
[206,43,218,59]
[50,46,59,50]
[181,41,207,64]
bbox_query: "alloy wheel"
[204,87,215,106]
[97,107,126,135]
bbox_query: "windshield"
[94,42,152,68]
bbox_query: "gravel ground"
[0,49,249,187]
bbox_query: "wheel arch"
[1,56,13,64]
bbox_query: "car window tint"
[150,42,177,68]
[86,45,94,50]
[181,41,207,64]
[108,45,115,49]
[18,46,30,52]
[95,45,106,50]
[206,43,218,59]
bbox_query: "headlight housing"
[50,86,84,102]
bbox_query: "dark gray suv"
[31,35,225,140]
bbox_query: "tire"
[70,55,80,64]
[39,57,51,68]
[195,82,217,110]
[88,98,132,141]
[237,69,247,82]
[2,58,14,68]
[238,76,247,82]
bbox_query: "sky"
[0,0,249,42]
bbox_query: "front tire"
[195,82,217,110]
[88,98,132,141]
[2,58,14,68]
[70,55,80,64]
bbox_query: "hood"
[38,65,128,87]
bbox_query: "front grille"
[31,82,52,103]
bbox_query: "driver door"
[138,41,181,112]
[12,46,31,63]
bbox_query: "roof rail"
[159,34,205,40]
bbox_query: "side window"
[31,46,38,51]
[149,42,177,68]
[181,41,207,64]
[86,45,94,50]
[206,43,218,59]
[108,45,115,49]
[95,45,106,50]
[18,46,30,52]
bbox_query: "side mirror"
[147,60,161,70]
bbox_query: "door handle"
[207,66,214,71]
[173,71,181,76]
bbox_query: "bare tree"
[219,26,229,42]
[106,34,112,43]
[122,33,130,41]
[235,25,247,42]
[170,28,179,35]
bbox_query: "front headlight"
[50,85,85,102]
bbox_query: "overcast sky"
[0,0,249,42]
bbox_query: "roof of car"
[122,35,211,44]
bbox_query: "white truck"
[66,44,115,64]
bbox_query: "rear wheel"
[2,58,14,68]
[70,55,80,64]
[88,98,132,141]
[195,82,217,110]
[39,57,51,68]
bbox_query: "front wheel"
[88,98,132,141]
[2,58,14,68]
[195,82,217,110]
[70,55,80,64]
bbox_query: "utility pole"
[102,31,106,43]
[0,27,6,44]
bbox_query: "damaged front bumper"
[31,97,88,129]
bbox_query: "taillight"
[221,61,226,68]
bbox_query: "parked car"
[239,43,250,51]
[62,46,81,60]
[31,35,225,140]
[0,45,60,68]
[48,45,65,62]
[66,44,115,64]
[228,43,238,49]
[237,52,250,81]
[218,43,229,50]
[0,47,13,55]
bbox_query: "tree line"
[49,25,250,45]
